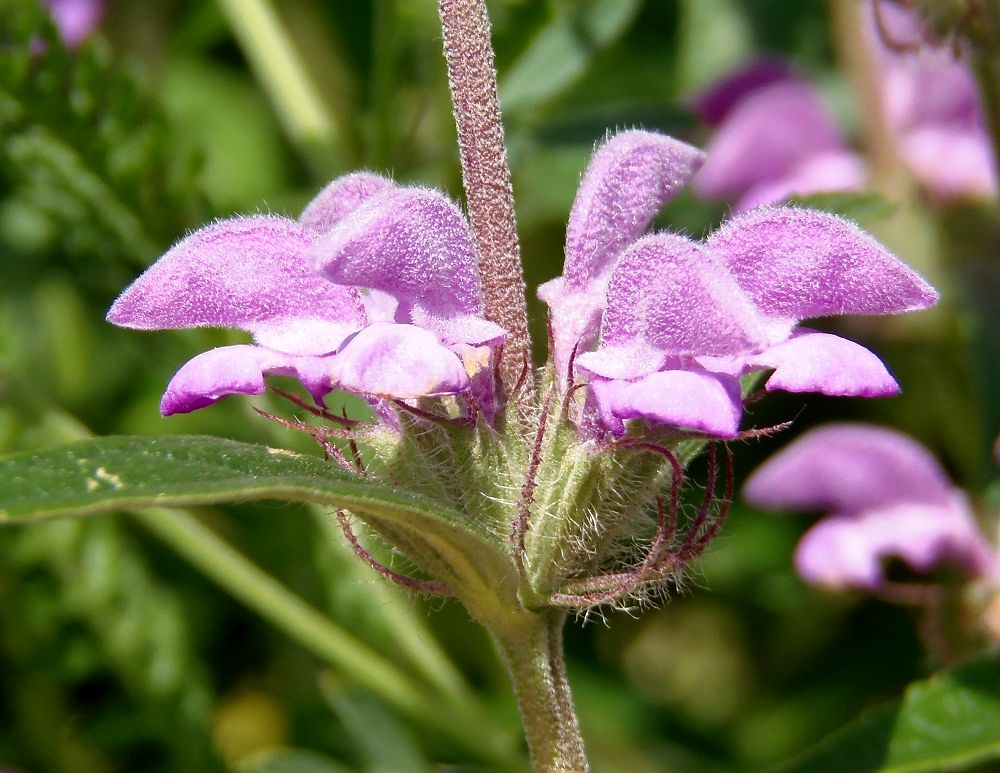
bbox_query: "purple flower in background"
[539,131,937,439]
[694,3,997,209]
[43,0,103,48]
[745,424,999,590]
[691,60,866,212]
[867,1,998,201]
[108,172,504,418]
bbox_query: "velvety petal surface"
[694,81,845,199]
[707,207,939,328]
[160,345,335,416]
[107,216,366,355]
[330,323,469,398]
[299,172,396,234]
[576,233,770,381]
[743,423,955,513]
[564,130,705,290]
[794,497,996,590]
[313,188,502,345]
[750,329,899,396]
[589,369,743,438]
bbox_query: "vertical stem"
[828,0,909,197]
[496,611,589,773]
[437,0,531,398]
[968,0,1000,189]
[216,0,337,161]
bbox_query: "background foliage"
[1,0,999,770]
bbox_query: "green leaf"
[500,0,642,115]
[774,654,1000,773]
[788,191,897,225]
[0,436,515,599]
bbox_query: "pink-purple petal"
[707,207,939,326]
[330,323,469,398]
[160,345,335,416]
[691,58,796,126]
[735,150,866,213]
[107,216,366,354]
[313,188,491,345]
[743,423,955,513]
[564,130,705,290]
[299,172,397,234]
[589,369,743,438]
[596,233,771,364]
[693,81,846,200]
[794,497,996,590]
[750,329,900,397]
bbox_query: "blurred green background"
[2,0,999,770]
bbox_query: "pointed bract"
[299,172,397,234]
[542,130,704,379]
[313,188,503,346]
[564,130,705,290]
[579,233,768,380]
[707,207,939,328]
[107,216,366,355]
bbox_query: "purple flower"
[43,0,103,48]
[540,131,938,439]
[868,2,998,201]
[744,424,999,590]
[108,172,503,417]
[691,61,866,212]
[694,6,997,208]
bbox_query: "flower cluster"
[108,174,504,422]
[108,128,938,613]
[541,130,937,440]
[692,2,997,209]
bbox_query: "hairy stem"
[496,611,589,772]
[967,0,1000,188]
[438,0,531,398]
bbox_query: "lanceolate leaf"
[775,654,1000,773]
[0,435,513,597]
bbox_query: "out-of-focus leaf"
[0,0,204,271]
[773,654,1000,773]
[789,191,897,225]
[237,748,353,773]
[323,687,433,773]
[677,0,753,95]
[500,0,642,115]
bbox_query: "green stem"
[828,0,909,197]
[496,611,589,773]
[438,0,532,400]
[215,0,336,160]
[131,506,512,763]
